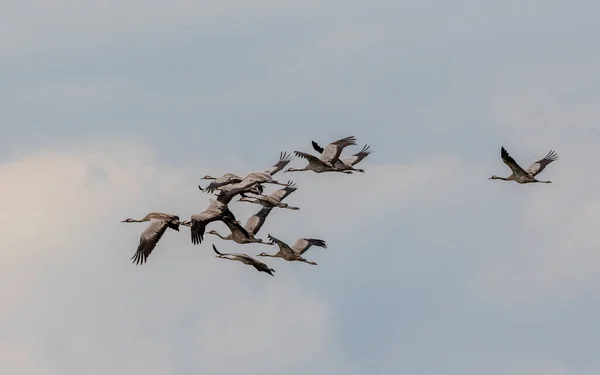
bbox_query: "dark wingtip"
[130,252,146,265]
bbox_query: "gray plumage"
[260,151,293,176]
[257,234,321,266]
[238,181,300,210]
[312,141,371,173]
[243,206,274,237]
[286,151,351,174]
[489,146,559,184]
[285,136,358,174]
[212,244,276,276]
[207,217,271,245]
[291,238,327,255]
[317,136,357,165]
[198,173,243,193]
[185,199,236,245]
[121,212,181,265]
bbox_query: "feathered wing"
[320,136,357,164]
[311,141,325,154]
[131,220,170,265]
[223,218,253,239]
[200,173,242,193]
[190,219,208,245]
[213,245,275,276]
[500,147,529,178]
[291,238,327,255]
[190,200,234,245]
[525,150,559,176]
[343,144,372,166]
[243,206,273,236]
[217,177,264,204]
[294,151,330,167]
[267,234,296,256]
[261,151,293,176]
[268,181,297,202]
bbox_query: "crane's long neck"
[124,218,148,223]
[212,231,231,240]
[240,197,258,204]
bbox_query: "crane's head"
[207,230,218,235]
[121,218,136,223]
[488,175,501,180]
[201,175,215,180]
[284,167,302,172]
[257,252,270,257]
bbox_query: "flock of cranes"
[122,139,559,276]
[122,136,372,276]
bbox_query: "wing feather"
[320,136,357,164]
[294,151,329,166]
[131,220,169,265]
[262,151,293,176]
[267,234,296,256]
[291,238,327,255]
[526,150,559,176]
[501,147,529,178]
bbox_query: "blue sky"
[2,1,600,374]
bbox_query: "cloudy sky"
[2,1,600,374]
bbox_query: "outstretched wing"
[268,181,297,201]
[501,147,529,179]
[311,141,324,153]
[261,151,293,176]
[223,218,253,238]
[320,136,357,164]
[291,238,327,255]
[267,234,296,256]
[132,220,170,265]
[243,206,273,236]
[526,150,558,176]
[343,144,372,166]
[294,151,330,167]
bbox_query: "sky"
[1,1,600,374]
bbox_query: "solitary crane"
[212,244,276,276]
[257,234,326,266]
[489,146,559,184]
[121,212,181,265]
